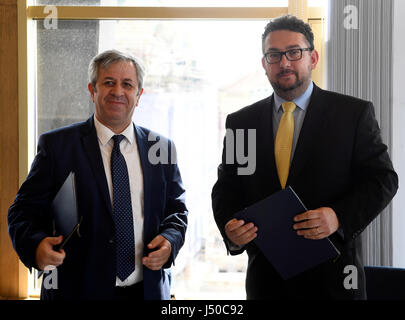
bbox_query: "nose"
[279,53,291,68]
[110,83,124,97]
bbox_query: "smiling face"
[262,30,319,100]
[88,60,143,134]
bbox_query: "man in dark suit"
[212,15,398,299]
[8,50,188,300]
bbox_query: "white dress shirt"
[94,116,144,286]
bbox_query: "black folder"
[51,171,82,250]
[235,187,340,279]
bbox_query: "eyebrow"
[102,76,134,82]
[267,45,302,52]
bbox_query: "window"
[34,17,271,300]
[21,1,325,299]
[34,0,288,7]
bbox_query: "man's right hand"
[225,219,258,246]
[35,236,66,270]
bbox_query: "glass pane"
[35,19,272,299]
[37,20,98,134]
[308,0,327,7]
[34,0,288,7]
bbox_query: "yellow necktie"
[275,101,296,189]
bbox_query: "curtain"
[327,0,393,266]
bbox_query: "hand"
[142,235,172,270]
[225,219,258,246]
[35,236,66,270]
[293,207,340,240]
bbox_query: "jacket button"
[109,239,114,244]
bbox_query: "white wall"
[392,0,405,268]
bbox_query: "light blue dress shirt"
[272,81,314,162]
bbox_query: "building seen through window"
[33,3,277,297]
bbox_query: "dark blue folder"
[38,172,82,278]
[235,186,340,279]
[51,172,82,250]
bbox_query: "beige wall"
[0,0,28,299]
[309,18,325,88]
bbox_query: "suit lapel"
[134,124,152,231]
[287,85,329,184]
[81,116,112,215]
[259,95,279,187]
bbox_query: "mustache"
[106,96,127,103]
[277,69,298,77]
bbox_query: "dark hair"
[262,15,315,54]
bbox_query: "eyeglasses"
[264,48,313,64]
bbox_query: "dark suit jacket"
[8,116,188,300]
[212,84,398,300]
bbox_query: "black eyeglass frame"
[264,47,313,64]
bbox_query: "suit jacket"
[212,84,398,300]
[8,116,188,300]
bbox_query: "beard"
[271,69,304,92]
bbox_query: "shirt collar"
[273,81,314,112]
[93,116,135,147]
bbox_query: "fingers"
[46,249,66,267]
[293,218,321,230]
[293,210,319,223]
[35,236,66,270]
[48,235,64,245]
[293,210,323,239]
[225,219,245,232]
[293,207,339,240]
[296,225,327,239]
[147,235,164,250]
[225,219,258,246]
[142,235,172,271]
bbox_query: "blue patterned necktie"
[111,134,135,281]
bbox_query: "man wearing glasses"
[212,15,398,299]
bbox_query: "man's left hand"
[293,207,340,240]
[142,235,172,270]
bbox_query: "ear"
[135,88,144,107]
[311,49,319,70]
[261,56,267,70]
[88,82,95,103]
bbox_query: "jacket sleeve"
[8,134,56,270]
[211,115,247,255]
[159,140,188,268]
[330,102,398,240]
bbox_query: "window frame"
[14,0,325,299]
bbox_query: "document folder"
[51,171,82,250]
[235,186,340,279]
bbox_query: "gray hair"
[88,49,145,94]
